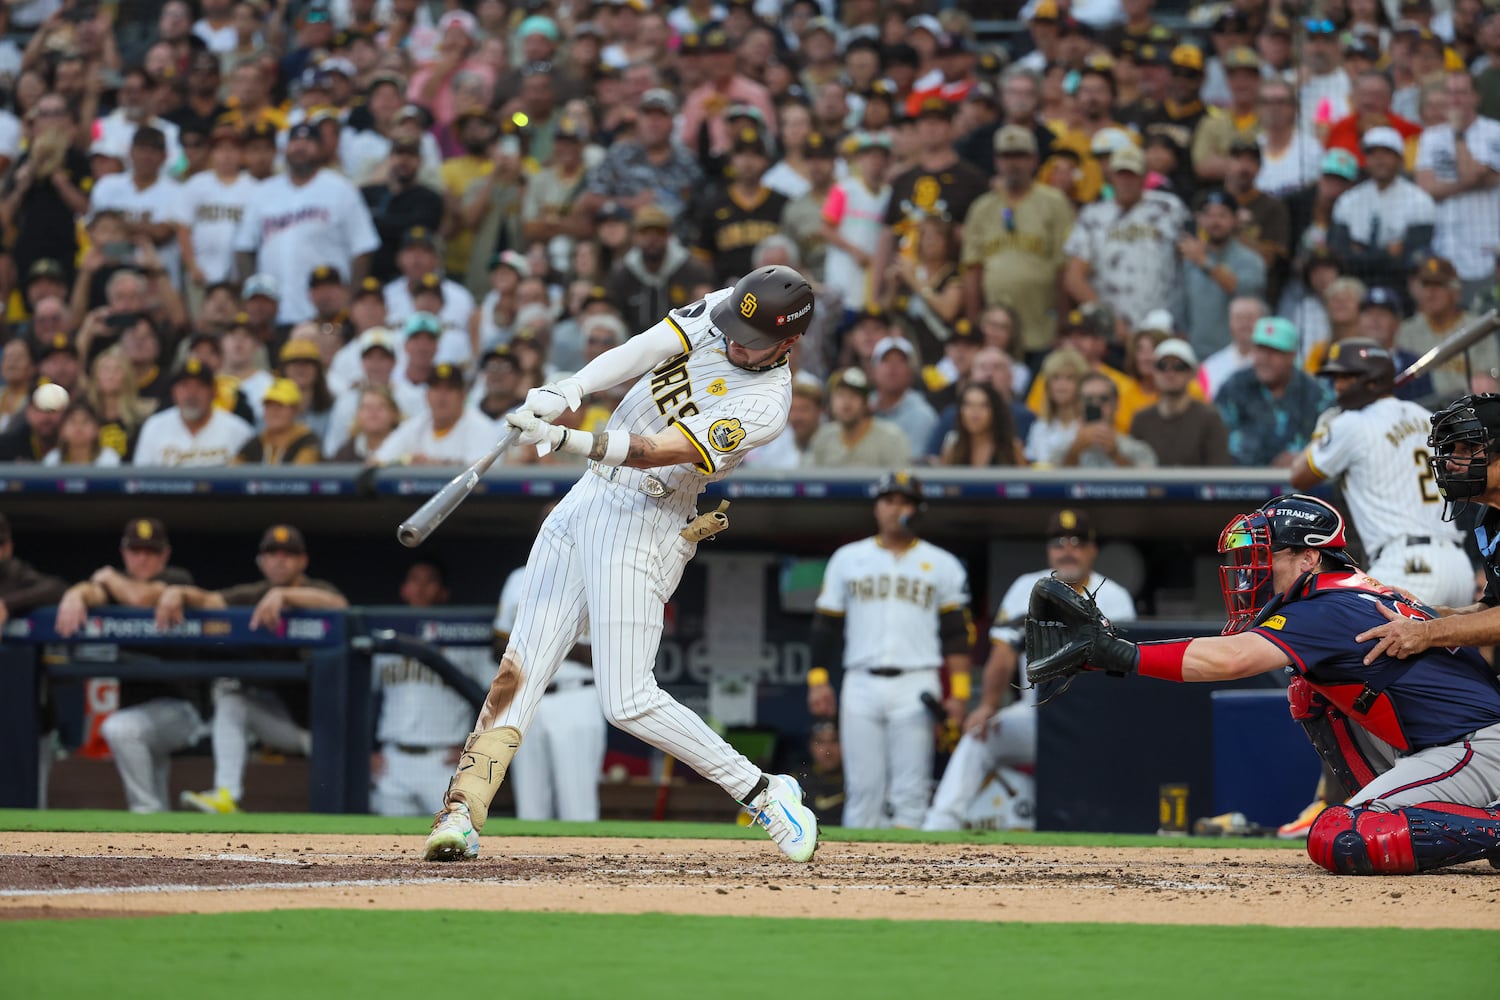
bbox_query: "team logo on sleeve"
[708,418,747,452]
[739,293,758,318]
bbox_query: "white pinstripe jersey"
[1305,396,1460,556]
[814,537,969,670]
[604,287,792,496]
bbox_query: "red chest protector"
[1261,571,1417,752]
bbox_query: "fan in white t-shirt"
[133,359,254,467]
[178,125,260,286]
[87,125,187,287]
[233,123,380,325]
[373,362,499,466]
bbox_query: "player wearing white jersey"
[1292,339,1472,609]
[424,265,821,863]
[807,472,973,829]
[232,123,380,325]
[372,561,498,816]
[497,563,606,821]
[922,509,1135,831]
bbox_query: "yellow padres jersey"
[602,287,793,498]
[814,537,970,670]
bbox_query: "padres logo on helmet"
[740,293,758,318]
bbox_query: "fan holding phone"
[1059,371,1158,469]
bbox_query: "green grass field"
[1,910,1496,1000]
[3,810,1495,999]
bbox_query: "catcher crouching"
[1025,493,1500,874]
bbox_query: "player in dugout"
[1025,493,1500,874]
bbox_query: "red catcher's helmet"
[1216,494,1356,634]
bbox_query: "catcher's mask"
[1216,494,1355,634]
[1428,393,1500,522]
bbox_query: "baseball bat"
[396,426,519,548]
[1395,309,1500,387]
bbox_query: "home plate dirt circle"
[2,833,1496,927]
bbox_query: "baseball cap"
[489,249,531,276]
[1197,188,1236,211]
[173,357,216,387]
[278,339,324,366]
[517,14,559,42]
[403,225,437,249]
[359,328,398,355]
[1362,126,1405,155]
[640,88,677,114]
[1046,508,1095,541]
[259,524,307,555]
[427,362,465,388]
[437,9,477,33]
[262,377,304,407]
[287,121,320,143]
[872,336,917,363]
[243,273,280,300]
[633,204,673,230]
[1222,46,1262,71]
[994,125,1038,155]
[414,272,444,299]
[88,135,128,160]
[1137,308,1175,335]
[390,134,422,156]
[308,264,342,288]
[906,13,944,37]
[914,96,955,120]
[1229,135,1262,160]
[403,312,443,339]
[803,132,836,159]
[1360,286,1403,313]
[122,517,170,551]
[1030,0,1060,21]
[27,259,66,282]
[731,125,768,154]
[1251,317,1299,353]
[39,333,77,360]
[1320,148,1360,181]
[829,367,871,396]
[1108,144,1146,174]
[481,343,518,368]
[1170,44,1205,72]
[1155,338,1199,367]
[1417,255,1459,285]
[354,276,384,301]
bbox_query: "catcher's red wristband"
[1137,640,1191,682]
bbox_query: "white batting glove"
[505,409,563,452]
[524,377,584,421]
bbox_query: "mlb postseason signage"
[2,608,343,646]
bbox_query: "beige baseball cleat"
[424,802,480,861]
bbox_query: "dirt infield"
[2,833,1496,927]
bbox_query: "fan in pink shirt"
[676,26,775,157]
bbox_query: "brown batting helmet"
[710,265,815,351]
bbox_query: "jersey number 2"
[1414,448,1439,503]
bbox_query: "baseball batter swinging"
[1027,494,1500,875]
[424,265,820,863]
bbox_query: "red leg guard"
[1307,805,1417,875]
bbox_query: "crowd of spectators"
[0,0,1494,473]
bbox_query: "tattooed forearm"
[588,434,608,461]
[625,434,660,465]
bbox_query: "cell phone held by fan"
[1084,401,1103,424]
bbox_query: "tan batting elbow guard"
[680,500,731,542]
[442,726,521,831]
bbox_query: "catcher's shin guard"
[442,727,521,831]
[1308,802,1500,874]
[1287,676,1392,799]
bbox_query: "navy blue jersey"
[1250,573,1500,750]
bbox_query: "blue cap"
[1320,148,1359,182]
[1361,287,1402,313]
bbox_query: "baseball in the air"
[31,383,68,412]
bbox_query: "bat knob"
[397,523,424,548]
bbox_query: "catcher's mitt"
[1024,575,1139,685]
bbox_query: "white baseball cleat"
[745,774,819,863]
[423,802,479,861]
